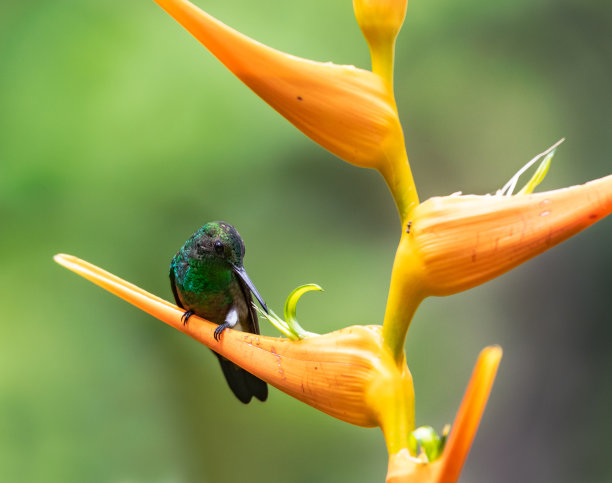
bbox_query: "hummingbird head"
[191,221,245,267]
[188,221,269,313]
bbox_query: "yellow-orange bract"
[152,0,419,220]
[382,174,612,359]
[153,0,398,171]
[412,174,612,296]
[52,254,406,428]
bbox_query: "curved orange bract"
[382,174,612,360]
[153,0,398,170]
[152,0,419,220]
[54,254,407,428]
[412,174,612,295]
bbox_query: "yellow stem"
[375,351,416,454]
[370,40,395,89]
[379,145,420,224]
[382,231,425,364]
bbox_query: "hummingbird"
[169,221,268,404]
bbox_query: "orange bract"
[53,254,407,428]
[154,0,400,170]
[152,0,419,220]
[382,174,612,359]
[411,173,612,296]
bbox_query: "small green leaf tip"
[255,284,321,340]
[497,138,564,197]
[284,284,323,337]
[408,425,450,463]
[517,148,555,195]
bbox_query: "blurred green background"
[1,0,610,481]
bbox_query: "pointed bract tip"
[54,253,74,267]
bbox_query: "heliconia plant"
[55,0,612,481]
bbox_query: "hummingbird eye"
[214,240,224,254]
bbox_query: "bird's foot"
[181,310,194,325]
[214,323,230,341]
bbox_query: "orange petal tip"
[435,345,502,482]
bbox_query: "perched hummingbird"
[169,221,268,404]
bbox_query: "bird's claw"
[181,310,194,325]
[214,323,229,341]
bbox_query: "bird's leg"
[181,310,194,325]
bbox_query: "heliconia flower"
[66,2,610,480]
[53,254,501,482]
[152,0,419,219]
[382,173,612,359]
[353,0,408,84]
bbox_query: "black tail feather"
[215,353,268,404]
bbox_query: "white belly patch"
[225,307,239,328]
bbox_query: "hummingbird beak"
[232,265,269,314]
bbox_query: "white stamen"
[497,138,565,197]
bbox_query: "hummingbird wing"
[235,276,260,334]
[169,263,185,310]
[228,277,268,402]
[212,301,268,403]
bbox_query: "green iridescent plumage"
[170,221,268,403]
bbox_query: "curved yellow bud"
[353,0,408,83]
[383,173,612,359]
